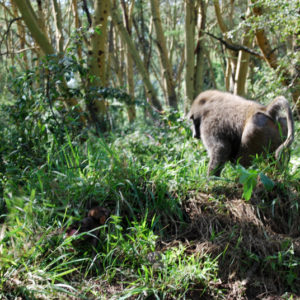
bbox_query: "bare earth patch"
[179,184,300,299]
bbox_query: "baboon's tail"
[267,96,294,159]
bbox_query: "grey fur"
[189,90,294,176]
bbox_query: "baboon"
[188,90,294,176]
[66,206,110,247]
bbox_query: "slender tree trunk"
[234,35,251,96]
[111,25,125,87]
[121,0,136,123]
[184,0,195,114]
[51,0,64,53]
[132,2,156,118]
[111,1,162,112]
[251,0,300,110]
[88,0,109,86]
[3,9,14,65]
[175,49,185,86]
[11,1,28,69]
[12,0,55,55]
[194,0,208,98]
[251,3,278,70]
[225,59,231,91]
[133,1,153,72]
[205,48,217,89]
[36,0,50,39]
[150,0,178,109]
[213,0,237,92]
[87,0,110,131]
[71,0,82,61]
[234,7,252,97]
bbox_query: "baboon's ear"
[88,207,100,219]
[88,206,110,224]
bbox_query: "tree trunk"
[251,0,300,110]
[87,0,110,131]
[131,2,156,118]
[150,0,178,109]
[233,33,252,97]
[110,25,125,87]
[11,1,28,69]
[51,0,64,53]
[111,2,162,112]
[36,0,50,40]
[194,0,208,98]
[12,0,55,55]
[88,0,109,86]
[205,48,217,89]
[175,49,185,87]
[71,0,82,61]
[12,0,85,122]
[184,0,195,114]
[213,0,237,92]
[234,8,252,97]
[251,3,278,70]
[121,0,136,123]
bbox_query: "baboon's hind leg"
[207,140,232,176]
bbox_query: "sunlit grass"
[1,114,299,298]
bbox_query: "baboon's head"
[189,113,201,140]
[66,207,110,246]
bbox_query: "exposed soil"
[173,182,300,299]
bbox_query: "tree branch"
[82,0,92,28]
[0,47,37,56]
[0,17,21,51]
[204,31,263,58]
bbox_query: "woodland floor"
[180,183,300,299]
[3,182,299,300]
[78,182,300,299]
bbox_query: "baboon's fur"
[66,206,110,247]
[189,90,294,176]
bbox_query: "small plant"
[236,165,275,201]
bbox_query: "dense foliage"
[1,68,299,297]
[0,0,299,298]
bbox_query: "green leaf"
[238,167,258,201]
[259,172,275,191]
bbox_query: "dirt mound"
[179,185,300,299]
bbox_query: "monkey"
[188,90,294,176]
[66,206,110,247]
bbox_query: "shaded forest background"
[0,0,299,299]
[1,0,299,127]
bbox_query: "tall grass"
[1,112,299,299]
[0,116,220,299]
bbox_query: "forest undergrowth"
[0,0,299,298]
[0,111,299,299]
